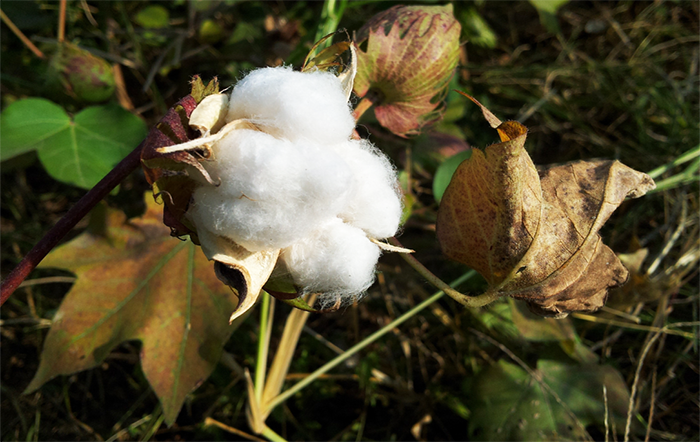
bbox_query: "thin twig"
[0,9,45,58]
[204,417,265,442]
[644,369,657,442]
[58,0,66,43]
[603,385,610,442]
[625,331,662,442]
[0,142,145,306]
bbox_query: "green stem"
[647,143,700,179]
[389,237,502,308]
[314,0,348,45]
[262,425,287,442]
[265,270,476,411]
[647,156,700,194]
[255,294,274,403]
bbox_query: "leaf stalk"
[388,237,502,308]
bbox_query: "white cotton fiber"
[188,129,354,251]
[226,67,355,145]
[187,66,405,302]
[281,218,381,304]
[334,139,403,239]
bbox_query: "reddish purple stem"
[0,142,145,306]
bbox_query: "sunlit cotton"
[187,66,403,306]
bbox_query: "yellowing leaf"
[437,94,656,317]
[25,195,241,426]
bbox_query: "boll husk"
[353,5,461,137]
[149,64,407,320]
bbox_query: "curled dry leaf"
[353,4,460,137]
[436,93,656,317]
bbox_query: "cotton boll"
[281,218,381,305]
[334,139,403,239]
[226,67,355,145]
[188,129,354,251]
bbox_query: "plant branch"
[0,142,145,306]
[58,0,67,43]
[388,237,503,308]
[0,9,45,58]
[264,270,476,411]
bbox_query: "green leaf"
[135,5,170,29]
[529,0,568,34]
[460,7,498,48]
[467,359,631,440]
[1,98,69,161]
[433,149,471,203]
[1,98,147,188]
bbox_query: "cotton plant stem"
[388,237,503,308]
[265,270,476,412]
[353,88,383,121]
[0,9,45,58]
[261,425,287,442]
[254,294,274,404]
[261,295,316,413]
[0,142,145,307]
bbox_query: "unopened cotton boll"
[281,218,381,306]
[188,129,354,251]
[226,67,355,145]
[335,139,403,239]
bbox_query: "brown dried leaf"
[436,94,656,317]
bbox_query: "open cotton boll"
[281,218,381,306]
[226,67,355,145]
[334,139,403,239]
[188,129,354,251]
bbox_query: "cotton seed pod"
[59,43,115,102]
[142,61,411,324]
[353,4,461,137]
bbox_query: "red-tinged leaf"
[24,194,241,426]
[354,5,461,137]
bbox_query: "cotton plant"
[144,47,409,322]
